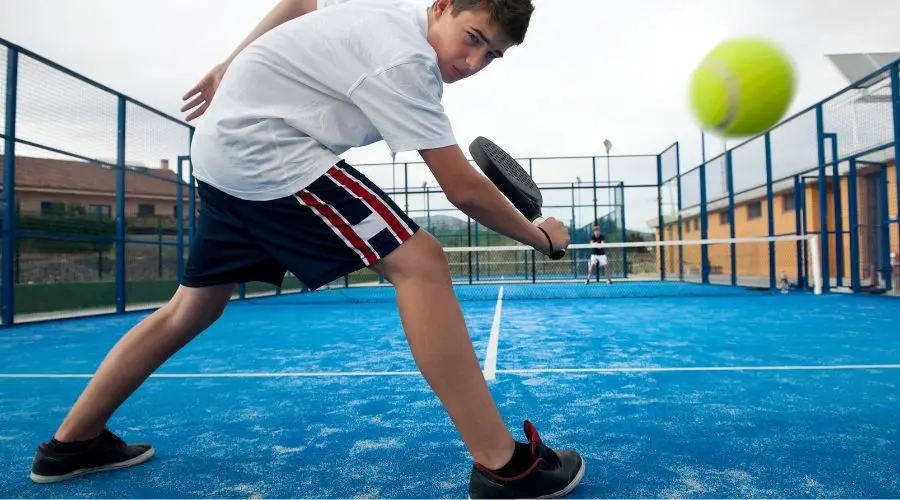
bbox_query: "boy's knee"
[163,285,231,333]
[376,230,450,284]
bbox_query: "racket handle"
[533,217,566,260]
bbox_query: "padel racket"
[469,136,566,259]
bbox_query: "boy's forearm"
[223,0,318,68]
[420,144,547,251]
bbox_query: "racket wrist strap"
[537,226,554,255]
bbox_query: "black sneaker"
[468,421,584,499]
[30,428,154,483]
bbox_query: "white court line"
[483,286,504,381]
[0,371,424,379]
[498,364,900,375]
[5,364,900,380]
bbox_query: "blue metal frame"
[176,157,185,282]
[2,47,18,326]
[656,154,665,280]
[764,133,775,288]
[824,133,843,287]
[619,181,628,278]
[699,164,709,284]
[878,164,892,291]
[793,175,803,287]
[726,151,736,286]
[847,158,860,291]
[675,143,683,281]
[815,104,830,293]
[115,96,127,313]
[591,156,598,225]
[891,61,900,273]
[801,177,810,286]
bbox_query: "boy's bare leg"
[370,229,514,470]
[53,284,236,442]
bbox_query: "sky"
[1,0,898,233]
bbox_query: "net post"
[115,95,127,313]
[848,158,860,291]
[764,133,776,289]
[656,154,665,280]
[699,164,709,284]
[815,103,831,293]
[1,46,18,326]
[809,234,822,295]
[726,151,736,286]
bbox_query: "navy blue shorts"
[182,161,420,291]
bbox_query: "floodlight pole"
[390,151,396,194]
[603,139,612,211]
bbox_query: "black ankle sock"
[491,441,535,477]
[48,436,96,452]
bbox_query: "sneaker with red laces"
[468,420,584,499]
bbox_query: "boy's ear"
[433,0,454,17]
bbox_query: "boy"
[29,0,585,498]
[586,225,612,284]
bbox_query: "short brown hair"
[450,0,535,45]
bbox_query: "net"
[241,234,822,305]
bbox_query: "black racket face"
[469,136,543,219]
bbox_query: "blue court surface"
[2,282,900,498]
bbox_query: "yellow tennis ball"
[689,37,796,137]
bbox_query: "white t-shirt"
[189,0,456,201]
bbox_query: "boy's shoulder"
[278,0,436,70]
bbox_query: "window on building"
[138,204,155,216]
[89,204,111,218]
[781,193,795,213]
[747,201,762,220]
[719,211,730,225]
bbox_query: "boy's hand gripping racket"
[468,136,566,260]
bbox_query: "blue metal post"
[793,175,803,287]
[591,157,598,224]
[675,143,683,281]
[891,61,900,276]
[847,158,860,291]
[764,133,776,289]
[176,158,184,282]
[726,151,736,286]
[115,96,127,313]
[801,178,810,287]
[656,154,666,280]
[815,104,830,293]
[620,181,628,278]
[825,133,843,287]
[1,48,18,326]
[879,164,892,291]
[699,164,709,284]
[570,183,576,277]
